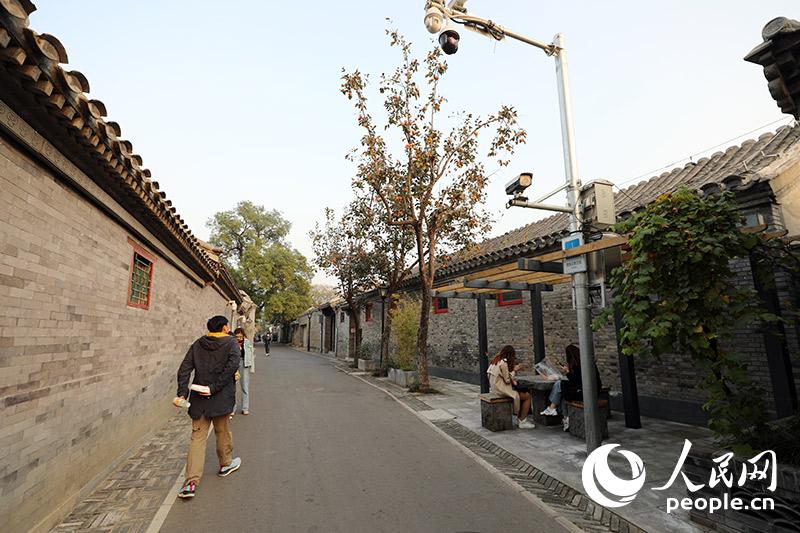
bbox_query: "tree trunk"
[350,308,361,367]
[380,297,394,375]
[417,283,431,391]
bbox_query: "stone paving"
[341,363,648,533]
[50,410,188,533]
[46,348,714,533]
[335,357,718,533]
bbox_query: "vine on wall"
[595,188,798,450]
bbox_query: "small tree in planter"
[389,296,420,387]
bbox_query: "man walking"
[175,315,242,499]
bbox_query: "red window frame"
[433,297,449,314]
[127,238,155,310]
[497,290,523,307]
[365,303,373,322]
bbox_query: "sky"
[30,1,798,284]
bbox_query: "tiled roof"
[436,123,800,278]
[0,2,239,300]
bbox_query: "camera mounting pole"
[423,1,602,453]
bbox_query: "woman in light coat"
[233,328,255,415]
[487,345,535,429]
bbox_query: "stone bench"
[566,400,609,440]
[480,393,515,432]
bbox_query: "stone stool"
[566,400,609,439]
[480,393,515,432]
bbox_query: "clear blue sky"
[32,1,797,283]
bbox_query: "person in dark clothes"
[174,315,242,499]
[540,344,602,431]
[262,327,271,356]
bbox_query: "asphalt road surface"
[160,345,560,533]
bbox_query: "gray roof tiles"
[437,123,800,278]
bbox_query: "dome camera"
[424,6,445,34]
[439,29,460,55]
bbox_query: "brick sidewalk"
[50,410,189,533]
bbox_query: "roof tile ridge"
[0,3,221,281]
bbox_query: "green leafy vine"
[594,188,798,449]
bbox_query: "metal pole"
[614,304,641,428]
[379,297,386,369]
[554,33,601,452]
[530,286,546,363]
[477,295,490,393]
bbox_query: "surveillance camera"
[505,172,533,196]
[424,6,445,34]
[439,29,460,55]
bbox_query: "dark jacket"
[563,364,603,403]
[177,334,240,419]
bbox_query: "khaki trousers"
[185,415,233,484]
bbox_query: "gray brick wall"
[335,308,349,357]
[388,252,795,421]
[0,137,232,532]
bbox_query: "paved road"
[160,346,561,533]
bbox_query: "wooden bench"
[480,393,515,432]
[566,400,609,439]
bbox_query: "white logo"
[582,444,646,508]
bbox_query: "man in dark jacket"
[175,315,242,499]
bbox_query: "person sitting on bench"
[540,344,601,431]
[487,345,535,429]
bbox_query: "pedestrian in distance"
[262,327,271,356]
[174,315,242,499]
[233,327,254,415]
[487,345,535,429]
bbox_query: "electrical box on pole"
[579,180,616,229]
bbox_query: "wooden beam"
[464,279,535,291]
[517,258,564,274]
[533,235,628,263]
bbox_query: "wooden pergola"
[432,235,643,429]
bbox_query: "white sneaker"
[518,418,536,429]
[540,407,558,417]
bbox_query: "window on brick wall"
[365,303,373,322]
[433,297,449,314]
[128,251,154,309]
[497,290,523,306]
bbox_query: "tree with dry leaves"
[310,201,381,366]
[341,31,526,391]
